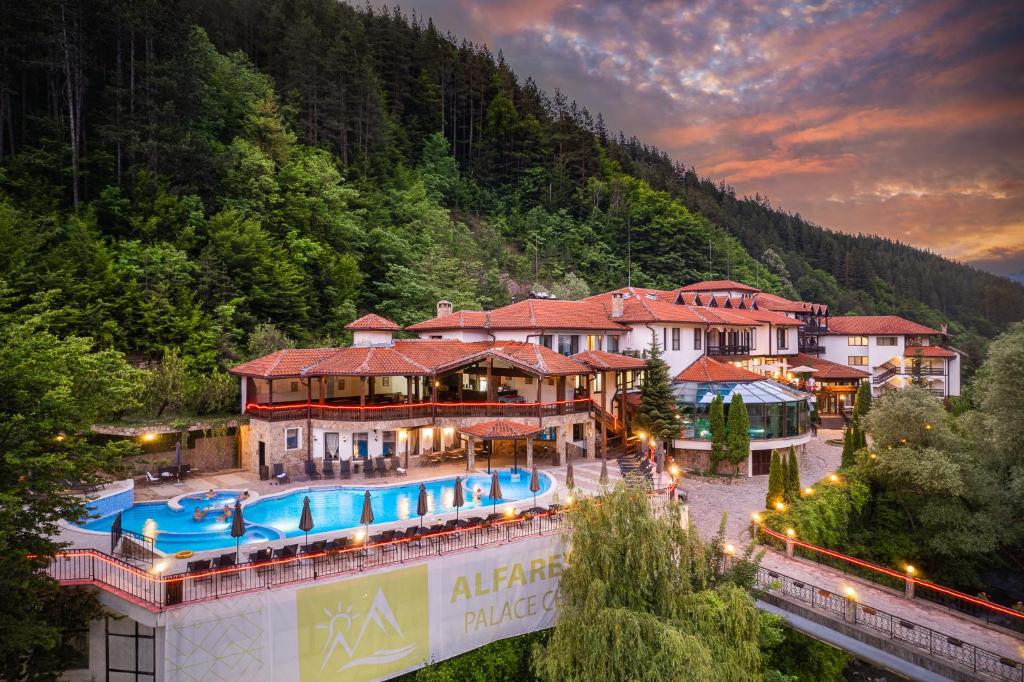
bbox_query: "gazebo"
[458,419,544,473]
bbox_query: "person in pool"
[239,489,250,501]
[473,485,483,502]
[192,506,210,522]
[203,489,216,500]
[216,504,233,522]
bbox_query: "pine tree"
[786,446,800,500]
[766,450,785,508]
[841,426,855,468]
[635,339,681,453]
[726,393,749,477]
[708,394,726,473]
[853,380,872,420]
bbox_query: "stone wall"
[124,432,239,475]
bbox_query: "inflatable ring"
[175,550,194,559]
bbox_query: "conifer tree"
[766,450,785,508]
[786,446,801,500]
[635,340,680,454]
[725,394,750,476]
[841,426,855,467]
[708,394,726,473]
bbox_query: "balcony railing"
[707,344,750,356]
[797,340,826,354]
[245,398,594,423]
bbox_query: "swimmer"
[239,489,250,501]
[473,485,483,502]
[192,506,209,522]
[203,488,216,500]
[216,504,233,522]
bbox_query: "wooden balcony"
[244,398,594,423]
[798,339,826,354]
[707,344,750,356]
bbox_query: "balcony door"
[323,432,340,461]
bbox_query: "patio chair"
[300,540,328,562]
[304,460,321,480]
[187,559,213,586]
[273,463,290,485]
[484,512,504,524]
[322,459,335,479]
[272,544,298,560]
[144,471,164,485]
[339,459,352,479]
[363,460,376,479]
[374,457,388,477]
[213,553,235,569]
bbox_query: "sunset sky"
[386,0,1024,277]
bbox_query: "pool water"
[77,470,550,554]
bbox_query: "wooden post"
[305,379,313,461]
[557,376,566,414]
[318,377,325,406]
[526,438,533,468]
[467,436,475,470]
[618,371,627,435]
[359,376,366,422]
[368,376,375,402]
[485,358,494,416]
[536,374,543,425]
[268,378,274,405]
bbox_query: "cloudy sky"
[384,0,1024,276]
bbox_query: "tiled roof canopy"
[827,316,942,336]
[406,299,627,332]
[903,345,957,358]
[677,279,760,292]
[788,353,870,380]
[230,339,592,379]
[570,350,647,371]
[345,313,402,331]
[675,356,766,383]
[458,419,544,439]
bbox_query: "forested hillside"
[1,0,1020,387]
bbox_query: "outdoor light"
[785,528,796,538]
[924,423,932,430]
[638,431,647,441]
[505,506,516,518]
[829,474,839,483]
[143,433,156,442]
[566,494,575,506]
[900,438,908,444]
[723,543,736,556]
[55,433,65,442]
[774,501,786,512]
[751,512,763,524]
[844,586,857,599]
[669,464,680,478]
[150,560,169,575]
[398,430,407,440]
[869,453,877,460]
[354,529,366,543]
[905,565,916,575]
[803,487,814,496]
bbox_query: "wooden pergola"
[458,419,544,473]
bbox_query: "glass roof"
[673,378,811,405]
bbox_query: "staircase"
[592,400,626,452]
[871,361,901,385]
[616,450,653,490]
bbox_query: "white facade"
[820,334,960,398]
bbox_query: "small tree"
[725,394,750,477]
[708,394,726,473]
[766,451,785,508]
[786,446,801,500]
[635,340,681,455]
[853,380,872,420]
[909,347,926,387]
[841,427,855,467]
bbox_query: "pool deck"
[131,456,570,503]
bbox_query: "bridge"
[48,472,1023,681]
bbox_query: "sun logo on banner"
[296,565,428,682]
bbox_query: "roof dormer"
[345,313,401,347]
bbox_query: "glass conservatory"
[673,378,811,441]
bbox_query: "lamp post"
[722,543,736,572]
[399,429,408,470]
[843,586,858,624]
[904,564,916,599]
[785,527,796,558]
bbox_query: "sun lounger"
[322,460,335,479]
[272,544,298,560]
[144,471,164,485]
[374,457,388,477]
[339,459,352,479]
[304,460,321,480]
[363,460,375,478]
[273,463,290,484]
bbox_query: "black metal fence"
[755,567,1024,682]
[112,527,155,566]
[50,512,567,610]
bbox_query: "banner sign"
[164,534,566,682]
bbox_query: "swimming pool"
[76,470,552,554]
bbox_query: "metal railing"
[246,398,593,423]
[47,512,567,611]
[756,567,1024,682]
[707,344,750,356]
[757,526,1024,633]
[797,340,826,354]
[112,527,155,566]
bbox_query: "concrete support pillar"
[785,536,795,558]
[526,438,534,468]
[554,426,566,466]
[467,436,475,470]
[584,421,596,459]
[905,577,915,600]
[844,594,858,624]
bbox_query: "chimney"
[940,323,948,335]
[611,292,624,318]
[436,300,453,318]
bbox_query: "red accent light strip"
[759,526,1024,620]
[244,398,594,412]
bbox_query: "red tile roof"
[678,279,760,293]
[230,339,593,379]
[903,345,957,358]
[406,299,627,332]
[675,357,766,383]
[570,350,647,371]
[753,292,813,314]
[827,316,942,336]
[458,419,544,439]
[585,289,801,326]
[345,313,401,331]
[788,353,870,380]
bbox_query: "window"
[381,376,390,387]
[285,427,301,450]
[848,336,868,346]
[693,328,702,350]
[290,381,299,392]
[663,328,668,351]
[525,376,534,384]
[382,431,396,456]
[572,423,585,441]
[557,335,578,355]
[538,334,553,349]
[848,356,868,366]
[337,379,345,390]
[776,328,788,350]
[606,336,620,353]
[750,328,757,350]
[586,335,602,351]
[353,432,368,459]
[876,336,897,346]
[671,328,680,351]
